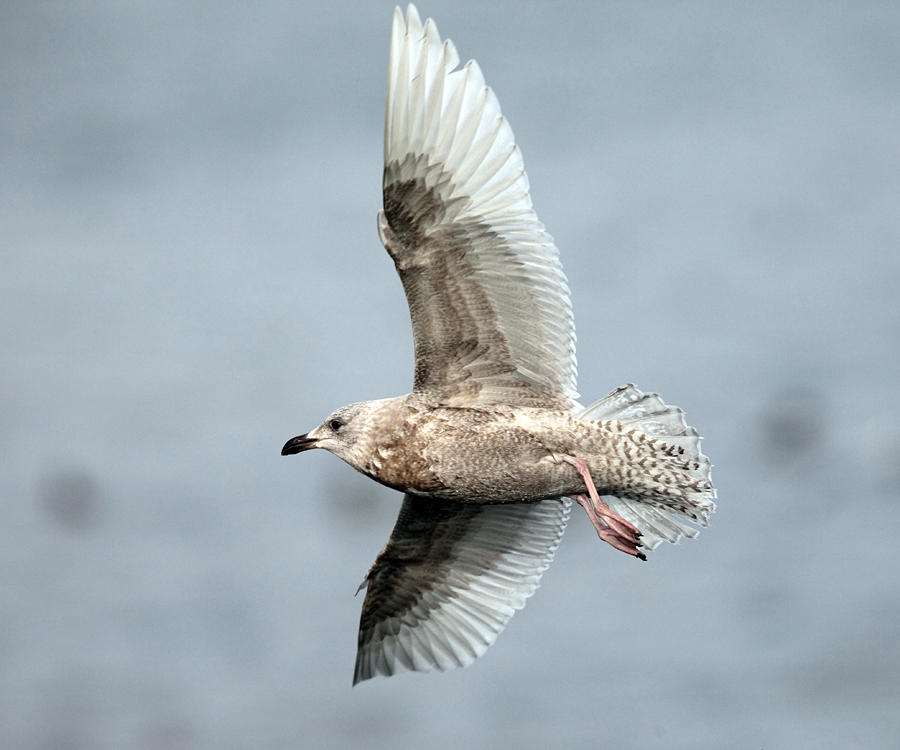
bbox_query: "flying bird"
[282,4,716,685]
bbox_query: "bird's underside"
[351,386,715,683]
[281,5,717,685]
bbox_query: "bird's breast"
[364,433,443,495]
[366,407,579,503]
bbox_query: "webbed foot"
[562,455,646,561]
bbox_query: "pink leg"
[572,494,646,559]
[562,456,646,561]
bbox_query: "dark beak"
[281,433,318,456]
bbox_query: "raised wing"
[353,494,571,684]
[379,5,577,409]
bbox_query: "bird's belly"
[364,408,583,503]
[421,425,576,503]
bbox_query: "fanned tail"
[579,384,716,550]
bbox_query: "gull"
[281,4,716,685]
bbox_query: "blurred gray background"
[3,1,899,748]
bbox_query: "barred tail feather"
[580,384,716,550]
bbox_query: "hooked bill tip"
[281,434,317,455]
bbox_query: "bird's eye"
[329,419,344,431]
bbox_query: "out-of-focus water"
[3,2,899,748]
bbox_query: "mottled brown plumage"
[281,6,716,684]
[339,396,711,508]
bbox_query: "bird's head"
[281,399,395,472]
